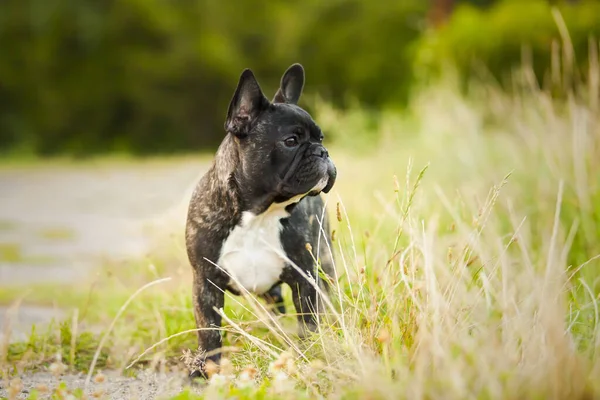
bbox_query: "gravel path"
[0,370,194,399]
[0,160,206,333]
[0,159,208,398]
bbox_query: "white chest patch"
[218,200,297,295]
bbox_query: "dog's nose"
[311,146,328,158]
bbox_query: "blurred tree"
[0,0,428,155]
[0,0,598,156]
[298,0,427,106]
[415,0,600,90]
[429,0,455,27]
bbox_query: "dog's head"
[224,64,336,210]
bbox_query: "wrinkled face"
[224,64,336,208]
[239,103,336,202]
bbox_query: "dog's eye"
[319,135,324,142]
[284,137,299,147]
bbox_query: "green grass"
[0,152,215,171]
[37,228,76,242]
[0,220,16,232]
[0,243,57,265]
[3,61,600,399]
[0,243,22,264]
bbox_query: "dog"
[184,63,337,378]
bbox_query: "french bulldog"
[184,63,337,378]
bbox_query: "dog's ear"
[225,69,270,137]
[273,63,305,105]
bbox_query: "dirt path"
[0,159,208,397]
[0,159,206,333]
[0,370,193,399]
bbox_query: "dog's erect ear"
[273,63,305,105]
[225,69,270,137]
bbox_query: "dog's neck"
[210,135,276,217]
[214,135,239,184]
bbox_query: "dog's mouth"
[275,145,336,203]
[307,157,336,195]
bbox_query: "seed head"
[377,328,391,344]
[94,372,106,383]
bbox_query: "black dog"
[185,64,336,378]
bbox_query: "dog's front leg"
[290,279,320,338]
[261,284,286,314]
[190,270,225,378]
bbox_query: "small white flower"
[236,366,257,388]
[274,370,289,381]
[209,373,227,387]
[272,370,294,393]
[236,376,254,388]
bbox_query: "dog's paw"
[297,321,318,339]
[188,368,208,383]
[181,348,208,380]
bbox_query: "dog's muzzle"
[278,143,337,198]
[322,157,336,193]
[307,143,336,194]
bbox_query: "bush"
[415,0,600,89]
[2,0,600,156]
[0,0,426,156]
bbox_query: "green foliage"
[0,0,426,156]
[5,320,109,373]
[416,0,600,87]
[2,0,600,156]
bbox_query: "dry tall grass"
[3,38,600,400]
[189,40,600,399]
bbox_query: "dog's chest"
[218,209,288,295]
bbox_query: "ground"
[1,75,599,399]
[0,159,207,398]
[1,371,184,400]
